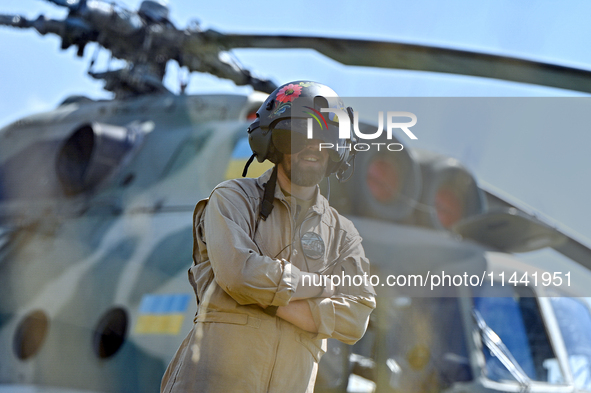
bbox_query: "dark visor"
[271,118,345,161]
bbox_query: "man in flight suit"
[161,81,376,393]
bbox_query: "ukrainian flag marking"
[135,294,191,335]
[224,137,273,180]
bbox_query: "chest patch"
[301,231,325,260]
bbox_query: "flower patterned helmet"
[247,80,355,179]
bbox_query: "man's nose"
[304,139,323,149]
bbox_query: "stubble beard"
[281,154,328,187]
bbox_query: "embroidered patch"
[301,232,325,260]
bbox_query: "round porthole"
[93,307,128,359]
[13,310,49,360]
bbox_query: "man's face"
[279,139,330,187]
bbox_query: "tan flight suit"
[161,169,376,393]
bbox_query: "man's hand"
[275,300,317,333]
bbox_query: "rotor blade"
[210,33,591,94]
[0,14,32,28]
[42,0,81,10]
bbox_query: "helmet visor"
[271,118,347,162]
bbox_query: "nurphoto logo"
[307,109,418,152]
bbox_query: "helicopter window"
[550,297,591,391]
[384,294,472,391]
[473,285,562,384]
[92,307,128,359]
[13,310,50,360]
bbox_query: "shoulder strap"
[260,165,278,221]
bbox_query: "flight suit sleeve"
[202,185,301,307]
[305,232,376,344]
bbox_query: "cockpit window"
[384,292,472,391]
[550,297,591,391]
[473,285,563,384]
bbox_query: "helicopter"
[2,0,591,392]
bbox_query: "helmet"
[247,81,356,179]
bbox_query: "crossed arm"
[203,186,375,342]
[276,300,318,332]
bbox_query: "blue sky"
[1,0,590,268]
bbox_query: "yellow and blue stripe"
[135,293,191,335]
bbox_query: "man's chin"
[290,168,325,187]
